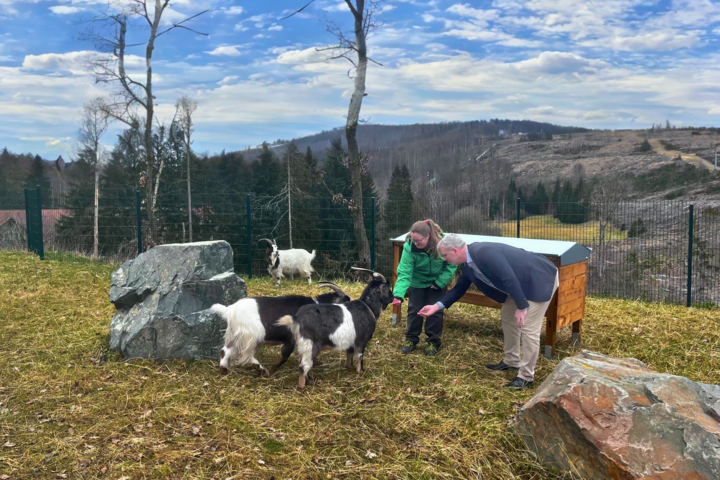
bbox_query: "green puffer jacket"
[393,238,458,301]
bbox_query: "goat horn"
[258,238,275,247]
[316,282,347,297]
[350,267,387,283]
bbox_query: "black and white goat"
[211,283,350,375]
[277,268,394,389]
[260,238,316,287]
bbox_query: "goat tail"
[310,249,317,261]
[210,304,228,318]
[277,315,300,339]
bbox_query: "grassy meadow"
[0,251,718,479]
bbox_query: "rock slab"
[513,350,720,480]
[109,241,246,360]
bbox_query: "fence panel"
[1,185,718,306]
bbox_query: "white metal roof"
[391,233,591,266]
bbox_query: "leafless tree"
[175,95,197,242]
[316,0,382,267]
[84,1,207,246]
[78,98,111,258]
[593,178,632,279]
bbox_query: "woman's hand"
[391,298,402,307]
[430,285,440,290]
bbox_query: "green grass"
[0,251,718,479]
[494,215,627,243]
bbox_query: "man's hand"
[391,298,402,307]
[418,303,441,317]
[515,309,527,329]
[430,285,440,290]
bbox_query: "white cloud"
[606,32,701,51]
[223,6,244,15]
[206,45,243,57]
[268,25,283,32]
[514,51,591,74]
[276,46,335,65]
[49,6,84,15]
[217,75,239,85]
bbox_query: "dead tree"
[593,178,631,280]
[85,1,207,246]
[78,98,110,258]
[319,0,381,267]
[175,95,197,243]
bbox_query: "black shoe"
[401,340,417,354]
[486,361,519,372]
[504,377,534,389]
[424,344,440,356]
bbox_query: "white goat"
[260,238,316,286]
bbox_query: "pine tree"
[527,182,550,215]
[253,142,280,198]
[384,164,414,235]
[279,142,320,249]
[24,155,52,204]
[55,150,97,254]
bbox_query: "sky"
[2,0,720,160]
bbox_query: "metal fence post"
[246,194,252,279]
[24,188,31,252]
[35,187,44,260]
[516,198,521,238]
[687,204,694,307]
[371,197,376,270]
[136,189,142,255]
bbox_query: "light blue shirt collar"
[466,247,473,265]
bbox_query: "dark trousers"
[406,286,446,347]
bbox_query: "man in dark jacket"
[418,234,558,388]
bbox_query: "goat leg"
[346,350,354,370]
[355,349,365,375]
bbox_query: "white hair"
[438,233,466,251]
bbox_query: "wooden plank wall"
[556,260,587,330]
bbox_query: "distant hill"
[227,119,590,193]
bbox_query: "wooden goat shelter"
[390,234,591,358]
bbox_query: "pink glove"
[391,298,402,307]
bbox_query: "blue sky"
[2,0,720,159]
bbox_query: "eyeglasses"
[412,237,428,245]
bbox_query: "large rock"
[513,350,720,480]
[109,241,246,360]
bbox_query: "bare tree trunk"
[287,150,293,248]
[94,165,99,258]
[144,1,165,245]
[345,0,370,267]
[187,141,192,243]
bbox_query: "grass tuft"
[0,251,717,479]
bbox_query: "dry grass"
[0,251,718,479]
[494,215,627,243]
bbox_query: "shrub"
[628,219,646,238]
[638,139,652,152]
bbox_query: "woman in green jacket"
[392,220,458,356]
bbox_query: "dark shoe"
[504,377,534,389]
[424,344,440,356]
[401,340,417,354]
[486,361,519,372]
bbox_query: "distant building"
[498,129,507,136]
[55,155,66,172]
